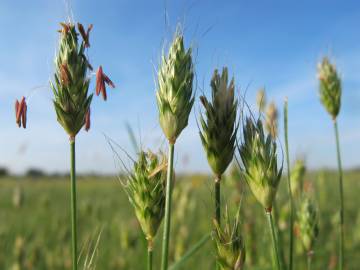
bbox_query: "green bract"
[156,32,194,144]
[199,67,238,176]
[51,23,93,138]
[298,196,319,252]
[238,117,282,211]
[124,151,167,242]
[213,208,246,270]
[317,57,341,120]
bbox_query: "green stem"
[148,240,153,270]
[70,137,77,270]
[307,253,312,270]
[215,175,221,224]
[161,143,175,270]
[334,120,344,270]
[266,210,281,270]
[284,99,295,270]
[273,202,286,269]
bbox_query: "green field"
[1,170,359,269]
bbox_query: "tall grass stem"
[148,244,153,270]
[334,120,344,270]
[307,254,312,270]
[70,138,78,270]
[284,99,294,270]
[266,211,281,270]
[215,176,221,224]
[161,143,175,270]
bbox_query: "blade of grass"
[169,233,211,270]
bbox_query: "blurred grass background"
[0,169,359,269]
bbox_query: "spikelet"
[317,57,341,120]
[290,159,306,198]
[50,22,93,138]
[238,117,282,211]
[199,67,238,176]
[124,150,167,244]
[265,101,278,138]
[298,196,319,252]
[256,88,266,112]
[156,31,194,144]
[213,207,246,270]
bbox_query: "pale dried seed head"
[256,88,266,112]
[265,101,278,138]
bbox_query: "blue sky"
[0,0,360,174]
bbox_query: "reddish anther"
[85,108,91,132]
[96,66,115,101]
[15,96,27,129]
[78,23,93,48]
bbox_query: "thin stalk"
[273,202,286,269]
[307,253,312,270]
[148,240,153,270]
[161,143,175,270]
[266,210,281,270]
[70,137,78,270]
[284,99,295,270]
[334,120,344,270]
[215,175,221,224]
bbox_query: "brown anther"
[58,22,71,34]
[96,66,115,101]
[15,97,27,129]
[60,63,71,86]
[84,108,91,132]
[77,23,93,48]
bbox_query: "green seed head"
[199,67,238,176]
[238,117,282,211]
[51,23,93,138]
[298,196,319,252]
[256,88,266,112]
[213,208,246,270]
[317,57,341,120]
[290,159,306,197]
[156,31,194,144]
[124,150,167,242]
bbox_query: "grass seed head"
[265,101,278,139]
[317,57,341,120]
[51,22,93,138]
[238,117,282,211]
[156,31,194,144]
[124,150,167,243]
[290,159,306,197]
[298,195,319,252]
[256,88,266,112]
[213,207,246,270]
[199,67,238,177]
